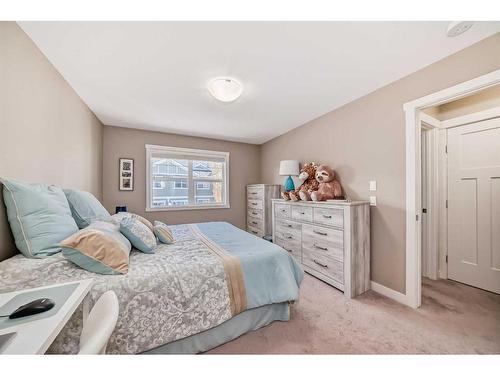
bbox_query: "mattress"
[0,222,303,354]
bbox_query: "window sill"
[145,203,230,212]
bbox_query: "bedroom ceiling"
[19,22,500,144]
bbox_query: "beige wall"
[435,84,500,120]
[102,126,261,229]
[0,22,103,198]
[261,33,500,293]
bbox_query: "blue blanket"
[195,222,304,309]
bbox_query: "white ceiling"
[19,22,500,144]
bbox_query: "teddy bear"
[309,164,343,201]
[281,162,319,201]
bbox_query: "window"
[146,145,229,211]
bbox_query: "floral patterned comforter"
[0,225,232,354]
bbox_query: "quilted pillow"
[1,178,78,258]
[120,216,157,253]
[153,220,174,244]
[60,221,131,275]
[63,189,111,229]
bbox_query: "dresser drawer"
[302,223,343,247]
[247,225,264,237]
[247,209,263,220]
[303,249,344,284]
[276,219,301,233]
[275,238,301,262]
[313,207,344,228]
[291,205,313,222]
[302,235,343,262]
[275,203,291,219]
[247,186,264,199]
[248,199,263,210]
[247,216,264,230]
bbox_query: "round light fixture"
[207,77,243,102]
[446,21,474,37]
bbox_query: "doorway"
[404,69,500,308]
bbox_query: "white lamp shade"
[279,160,299,176]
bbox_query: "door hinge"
[445,255,448,263]
[422,208,427,213]
[416,214,419,221]
[446,200,448,209]
[445,145,448,153]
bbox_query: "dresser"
[246,184,281,238]
[272,199,370,298]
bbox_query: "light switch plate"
[369,196,377,206]
[369,180,377,191]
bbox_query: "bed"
[0,203,303,354]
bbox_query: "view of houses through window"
[150,156,226,208]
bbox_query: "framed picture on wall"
[119,158,134,191]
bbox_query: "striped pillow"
[153,221,174,244]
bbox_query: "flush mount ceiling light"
[446,21,474,37]
[207,77,243,102]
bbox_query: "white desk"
[0,279,93,354]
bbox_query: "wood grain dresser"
[271,199,370,298]
[246,184,281,238]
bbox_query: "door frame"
[403,69,500,308]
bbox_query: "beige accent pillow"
[60,221,132,274]
[133,214,154,233]
[153,221,174,244]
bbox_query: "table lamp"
[279,160,299,192]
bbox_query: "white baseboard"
[370,281,409,306]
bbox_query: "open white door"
[448,117,500,294]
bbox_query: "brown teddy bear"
[281,162,319,201]
[310,165,343,201]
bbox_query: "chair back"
[78,290,119,354]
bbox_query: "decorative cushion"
[120,216,157,253]
[60,221,131,275]
[153,220,174,244]
[1,178,78,258]
[63,189,111,229]
[111,212,154,232]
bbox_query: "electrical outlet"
[369,180,377,191]
[369,196,377,206]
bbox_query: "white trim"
[440,106,500,128]
[403,69,500,309]
[370,281,408,305]
[420,112,441,128]
[145,144,230,212]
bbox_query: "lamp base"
[284,176,295,192]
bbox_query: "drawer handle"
[252,203,258,206]
[287,224,292,228]
[251,192,258,195]
[251,230,258,234]
[251,221,258,225]
[314,244,328,251]
[322,215,332,219]
[300,212,305,215]
[252,211,257,215]
[281,209,286,212]
[285,235,293,239]
[286,249,293,253]
[313,259,328,268]
[313,230,328,236]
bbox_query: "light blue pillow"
[61,221,131,275]
[63,188,111,229]
[120,216,157,254]
[1,179,79,258]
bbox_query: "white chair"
[78,290,119,354]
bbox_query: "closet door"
[448,117,500,293]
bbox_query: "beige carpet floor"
[208,274,500,354]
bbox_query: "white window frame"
[146,144,230,211]
[172,180,188,189]
[196,181,210,190]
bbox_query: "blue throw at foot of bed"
[0,221,303,354]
